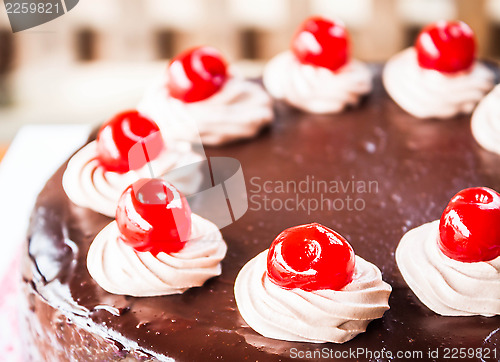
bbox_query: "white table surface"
[0,124,92,280]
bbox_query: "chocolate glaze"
[24,68,500,361]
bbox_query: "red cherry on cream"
[415,20,476,74]
[116,178,192,255]
[266,223,355,291]
[291,16,350,72]
[96,110,164,174]
[167,46,228,103]
[438,187,500,262]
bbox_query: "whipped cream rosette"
[234,223,391,344]
[383,21,494,119]
[87,178,227,296]
[396,187,500,316]
[471,84,500,155]
[63,110,203,217]
[138,46,273,146]
[263,16,372,114]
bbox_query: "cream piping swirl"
[234,250,391,344]
[137,75,273,145]
[62,141,203,217]
[263,51,372,114]
[396,220,500,316]
[471,84,500,155]
[87,214,227,296]
[383,47,495,119]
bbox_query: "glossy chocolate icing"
[24,68,500,361]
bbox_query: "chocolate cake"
[22,67,500,361]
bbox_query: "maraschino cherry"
[166,46,228,103]
[291,16,350,72]
[267,223,355,291]
[415,20,476,74]
[116,178,192,255]
[438,187,500,262]
[96,110,164,174]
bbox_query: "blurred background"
[1,0,500,146]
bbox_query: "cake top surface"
[26,67,500,361]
